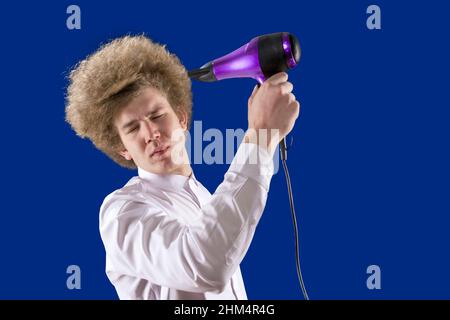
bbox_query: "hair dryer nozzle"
[188,62,217,82]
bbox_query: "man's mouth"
[150,146,170,158]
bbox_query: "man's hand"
[245,72,300,155]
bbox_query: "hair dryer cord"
[281,156,309,300]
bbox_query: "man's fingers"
[288,92,295,104]
[248,84,259,106]
[290,99,300,119]
[279,91,295,103]
[280,81,293,95]
[268,72,288,85]
[251,84,259,96]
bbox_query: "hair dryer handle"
[255,83,289,160]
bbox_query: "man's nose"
[141,119,160,143]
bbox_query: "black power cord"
[255,83,309,299]
[280,141,309,300]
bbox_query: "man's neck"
[172,164,193,177]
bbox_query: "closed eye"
[151,113,165,120]
[127,126,138,134]
[126,114,166,134]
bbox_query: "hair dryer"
[188,32,301,160]
[188,32,309,300]
[188,32,300,84]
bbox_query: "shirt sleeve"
[99,142,275,294]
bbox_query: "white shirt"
[99,142,275,300]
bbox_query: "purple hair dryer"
[189,33,309,299]
[188,32,301,160]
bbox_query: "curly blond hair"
[65,34,193,169]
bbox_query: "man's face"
[114,86,190,175]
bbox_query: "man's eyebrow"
[121,105,163,131]
[121,119,138,131]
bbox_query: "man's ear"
[178,110,188,131]
[118,148,133,161]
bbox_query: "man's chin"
[140,159,181,175]
[138,150,189,175]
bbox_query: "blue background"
[0,0,449,299]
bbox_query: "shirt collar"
[137,167,199,190]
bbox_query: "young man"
[65,35,300,299]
